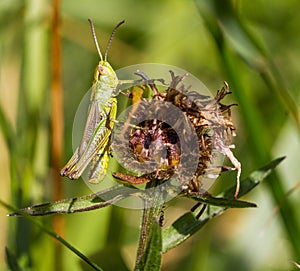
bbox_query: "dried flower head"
[112,71,241,198]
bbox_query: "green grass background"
[0,0,299,270]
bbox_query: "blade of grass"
[223,156,286,198]
[10,0,51,263]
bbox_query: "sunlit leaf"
[162,157,284,252]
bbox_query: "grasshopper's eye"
[97,65,109,76]
[97,65,104,75]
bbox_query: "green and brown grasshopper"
[61,19,124,184]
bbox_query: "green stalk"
[134,181,163,271]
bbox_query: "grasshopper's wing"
[62,98,117,179]
[61,99,105,177]
[78,98,106,157]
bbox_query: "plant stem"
[134,181,164,270]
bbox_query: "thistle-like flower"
[113,71,241,198]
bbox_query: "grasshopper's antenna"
[104,20,125,61]
[88,18,103,61]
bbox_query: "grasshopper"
[61,19,124,184]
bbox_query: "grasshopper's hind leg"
[88,143,111,184]
[61,98,117,181]
[62,115,113,180]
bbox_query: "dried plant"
[113,70,241,199]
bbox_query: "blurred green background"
[0,0,300,270]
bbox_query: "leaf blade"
[10,185,136,216]
[162,157,284,252]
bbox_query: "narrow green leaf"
[162,157,284,252]
[186,193,256,208]
[223,156,286,199]
[5,247,23,271]
[10,185,136,216]
[143,219,162,271]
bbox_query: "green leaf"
[162,212,209,253]
[143,219,162,271]
[223,156,286,199]
[162,157,284,253]
[10,185,136,216]
[185,193,256,208]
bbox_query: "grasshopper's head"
[94,60,118,94]
[94,60,116,81]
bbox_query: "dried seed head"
[113,71,240,197]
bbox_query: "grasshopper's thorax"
[93,60,119,100]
